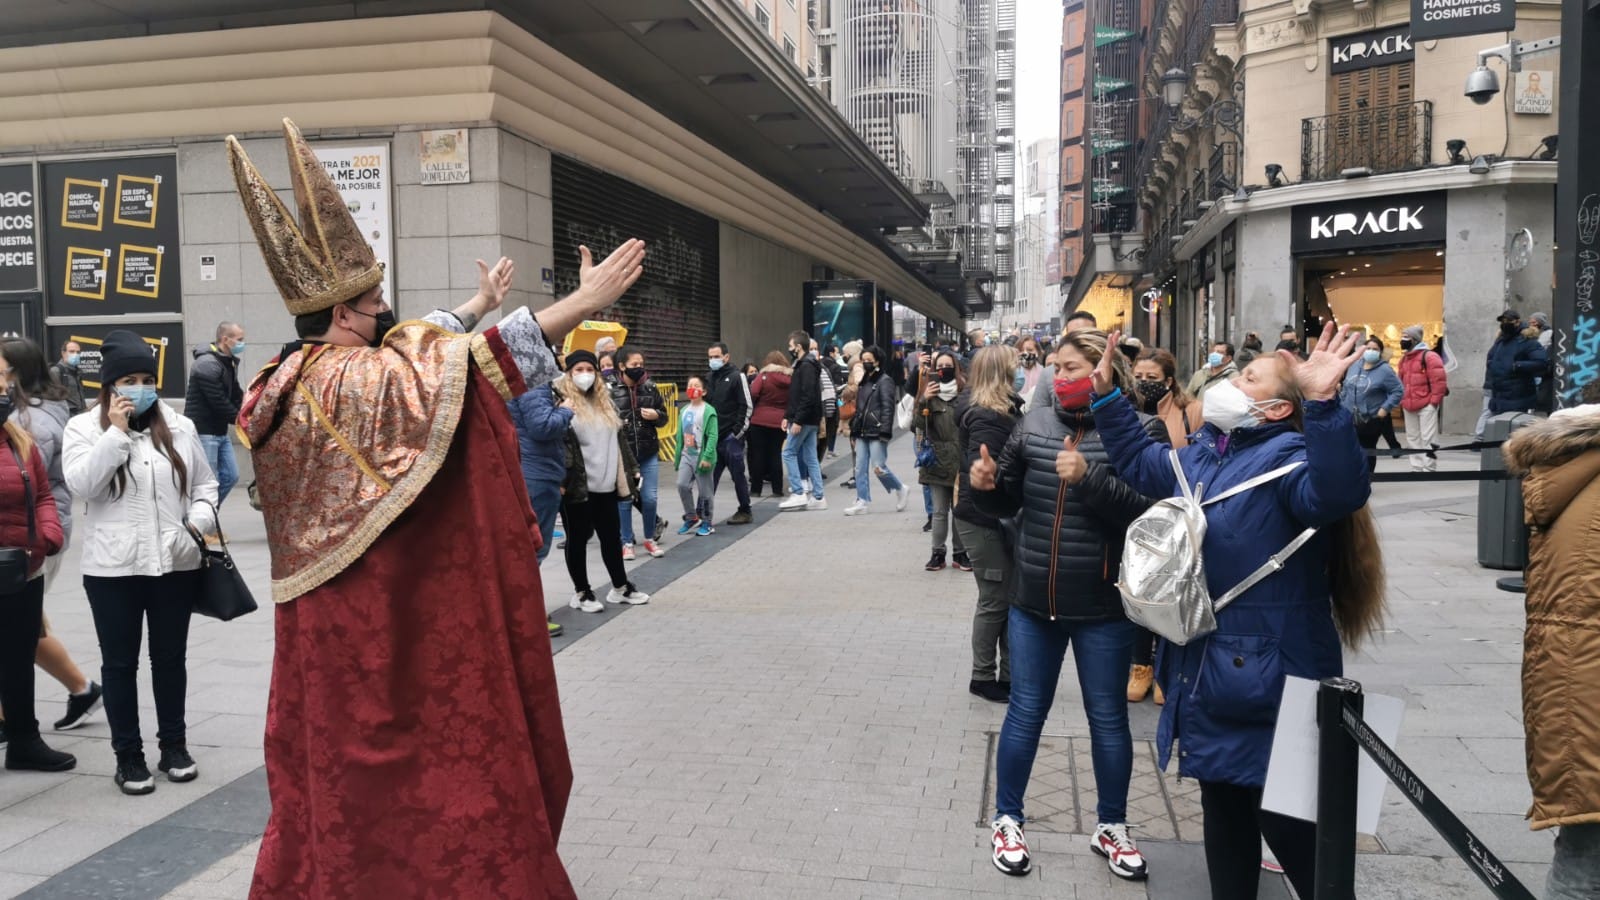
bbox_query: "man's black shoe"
[54,681,104,731]
[727,510,754,525]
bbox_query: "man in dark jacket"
[609,347,667,556]
[779,330,826,510]
[706,342,753,525]
[51,340,86,415]
[184,322,245,504]
[1485,309,1549,415]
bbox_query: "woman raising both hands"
[1087,322,1387,900]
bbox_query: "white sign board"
[199,253,216,282]
[317,143,394,310]
[1262,676,1406,835]
[420,129,470,185]
[1514,71,1553,115]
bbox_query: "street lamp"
[1160,67,1244,142]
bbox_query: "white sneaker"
[844,500,870,516]
[990,815,1031,876]
[894,484,910,512]
[802,479,812,493]
[1091,823,1148,881]
[778,493,809,511]
[570,591,604,614]
[606,584,650,605]
[806,497,828,511]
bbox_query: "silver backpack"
[1117,450,1318,646]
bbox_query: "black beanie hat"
[99,330,158,384]
[564,348,599,372]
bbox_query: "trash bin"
[1477,412,1539,570]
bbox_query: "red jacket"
[1,433,65,578]
[749,365,792,430]
[1398,346,1448,411]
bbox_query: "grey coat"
[19,398,72,541]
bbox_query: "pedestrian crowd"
[0,245,1590,898]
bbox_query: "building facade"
[0,4,961,392]
[1138,0,1560,428]
[1014,137,1062,330]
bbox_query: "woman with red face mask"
[966,329,1170,884]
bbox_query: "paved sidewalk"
[0,435,1554,899]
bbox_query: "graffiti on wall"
[1560,194,1600,406]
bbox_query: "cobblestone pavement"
[0,436,1556,899]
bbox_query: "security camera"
[1464,65,1500,104]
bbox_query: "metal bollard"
[1314,678,1363,900]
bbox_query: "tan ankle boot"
[1127,664,1153,703]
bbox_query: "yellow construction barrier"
[655,382,679,462]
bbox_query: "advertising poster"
[0,164,39,292]
[50,321,185,396]
[317,144,393,306]
[42,155,181,317]
[420,129,470,185]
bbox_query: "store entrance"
[1299,246,1445,352]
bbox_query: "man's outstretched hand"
[475,257,515,312]
[580,240,647,310]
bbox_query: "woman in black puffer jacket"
[953,344,1022,705]
[843,346,909,515]
[969,329,1168,883]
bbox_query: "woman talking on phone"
[62,331,218,796]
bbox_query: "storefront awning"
[0,0,930,237]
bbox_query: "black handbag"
[0,443,36,593]
[185,499,258,621]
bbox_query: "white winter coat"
[62,402,218,578]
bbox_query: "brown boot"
[1126,665,1153,703]
[1154,680,1166,706]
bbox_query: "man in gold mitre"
[229,119,643,899]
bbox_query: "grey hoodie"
[19,398,72,540]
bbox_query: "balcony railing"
[1208,141,1237,200]
[1300,101,1432,182]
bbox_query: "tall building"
[1059,0,1151,332]
[1059,0,1088,308]
[817,0,1013,323]
[1015,137,1060,328]
[734,0,824,79]
[1136,0,1559,429]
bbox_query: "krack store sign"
[1291,191,1447,254]
[1329,26,1414,74]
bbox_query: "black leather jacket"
[851,371,898,442]
[972,401,1168,622]
[608,376,666,462]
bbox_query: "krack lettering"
[1332,33,1412,64]
[1310,205,1426,240]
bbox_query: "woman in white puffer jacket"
[62,331,217,797]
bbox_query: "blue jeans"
[527,480,562,563]
[854,439,903,502]
[923,484,934,516]
[1549,823,1600,900]
[995,607,1135,825]
[781,425,823,499]
[199,434,238,505]
[618,455,658,545]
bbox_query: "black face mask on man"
[1500,320,1520,337]
[346,305,397,348]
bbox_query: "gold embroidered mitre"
[226,118,384,315]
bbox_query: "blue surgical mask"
[1207,352,1225,368]
[66,353,80,367]
[708,358,725,371]
[1363,349,1380,364]
[231,342,246,356]
[116,385,159,415]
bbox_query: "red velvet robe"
[248,368,575,898]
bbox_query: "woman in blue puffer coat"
[1088,322,1387,900]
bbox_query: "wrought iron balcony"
[1300,101,1432,182]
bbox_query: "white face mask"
[571,372,596,392]
[1202,379,1286,432]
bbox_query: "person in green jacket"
[675,376,720,537]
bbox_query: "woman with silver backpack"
[1088,322,1387,900]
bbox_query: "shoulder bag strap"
[1169,449,1201,506]
[9,443,35,544]
[1212,527,1319,614]
[1201,460,1305,507]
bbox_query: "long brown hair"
[1136,347,1193,408]
[1266,358,1386,648]
[967,345,1019,415]
[97,383,189,500]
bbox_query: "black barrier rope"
[1362,440,1505,457]
[1314,680,1537,900]
[1370,470,1514,482]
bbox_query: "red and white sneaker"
[620,543,637,562]
[990,815,1031,876]
[1091,822,1148,880]
[1261,839,1284,874]
[640,539,665,558]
